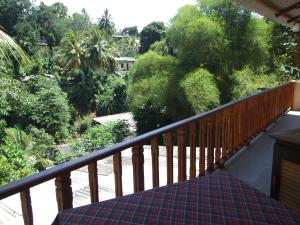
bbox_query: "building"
[115,57,136,71]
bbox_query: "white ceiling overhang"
[232,0,300,30]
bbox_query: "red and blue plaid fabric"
[52,174,300,225]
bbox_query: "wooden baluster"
[199,118,207,176]
[20,189,33,225]
[113,152,123,197]
[189,122,196,179]
[177,126,186,182]
[166,131,173,185]
[88,162,99,203]
[222,109,229,160]
[132,144,145,193]
[151,136,159,188]
[233,107,238,152]
[215,111,222,166]
[228,108,234,155]
[207,114,215,173]
[55,172,73,211]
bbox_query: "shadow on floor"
[216,111,300,196]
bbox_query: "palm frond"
[0,27,31,65]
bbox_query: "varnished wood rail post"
[207,114,215,173]
[113,152,123,197]
[151,136,159,188]
[55,172,73,211]
[20,189,33,225]
[199,118,207,176]
[177,126,187,182]
[132,144,145,193]
[189,122,196,179]
[166,131,174,185]
[215,111,222,166]
[88,162,99,203]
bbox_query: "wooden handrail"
[0,82,294,197]
[0,81,296,225]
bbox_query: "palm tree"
[0,27,30,66]
[58,32,87,72]
[98,9,115,35]
[86,29,117,71]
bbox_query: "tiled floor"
[217,111,300,196]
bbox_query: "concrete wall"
[293,80,300,111]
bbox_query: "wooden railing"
[0,81,295,225]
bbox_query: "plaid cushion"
[52,174,300,225]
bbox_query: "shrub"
[167,5,225,71]
[103,120,132,143]
[54,140,87,165]
[181,68,220,114]
[31,85,71,140]
[77,115,93,134]
[0,77,33,126]
[232,66,279,99]
[132,100,172,135]
[0,120,7,144]
[34,158,53,171]
[96,76,127,116]
[128,74,172,134]
[0,141,35,185]
[29,127,55,159]
[150,40,169,56]
[82,125,113,152]
[129,51,177,82]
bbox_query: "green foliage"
[117,37,139,57]
[129,51,177,82]
[132,100,172,135]
[98,9,115,35]
[232,67,279,99]
[96,76,128,116]
[103,120,132,143]
[29,127,55,159]
[139,21,165,54]
[69,9,91,32]
[82,125,113,152]
[34,158,53,171]
[55,120,131,164]
[0,28,31,73]
[0,76,32,126]
[269,23,297,69]
[199,0,272,103]
[181,68,220,114]
[31,84,71,140]
[35,2,68,49]
[128,73,172,134]
[0,120,6,144]
[77,115,93,134]
[121,26,139,37]
[149,40,169,56]
[168,5,225,72]
[0,141,35,185]
[57,29,117,113]
[54,140,87,164]
[0,0,32,35]
[5,126,32,151]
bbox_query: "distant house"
[36,39,48,47]
[115,57,136,71]
[113,35,127,40]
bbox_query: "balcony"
[0,81,299,224]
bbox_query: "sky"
[35,0,196,31]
